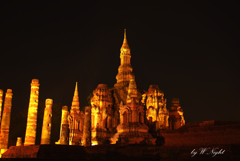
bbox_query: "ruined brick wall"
[160,121,240,147]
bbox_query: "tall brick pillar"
[0,89,13,155]
[24,79,40,145]
[40,99,53,144]
[0,89,3,127]
[82,106,91,146]
[56,106,69,145]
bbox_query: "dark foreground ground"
[1,143,240,161]
[1,121,240,161]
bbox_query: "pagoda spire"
[115,29,134,87]
[71,82,80,112]
[74,82,78,96]
[120,29,130,54]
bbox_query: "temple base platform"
[1,144,161,160]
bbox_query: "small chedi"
[0,29,186,156]
[68,83,84,145]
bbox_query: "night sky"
[0,1,239,125]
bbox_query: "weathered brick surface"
[2,121,240,160]
[159,121,240,160]
[161,122,240,147]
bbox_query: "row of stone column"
[0,79,52,147]
[23,79,91,146]
[0,79,92,151]
[13,79,52,146]
[23,79,56,146]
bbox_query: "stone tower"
[40,99,53,144]
[111,29,145,130]
[168,98,185,130]
[68,82,83,145]
[82,106,91,146]
[24,79,40,145]
[142,85,169,132]
[111,76,156,145]
[90,84,113,145]
[56,106,69,145]
[115,29,134,88]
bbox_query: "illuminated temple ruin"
[87,29,185,145]
[0,29,186,156]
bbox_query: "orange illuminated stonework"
[82,106,91,146]
[0,30,186,152]
[111,76,156,144]
[168,98,185,130]
[40,99,53,144]
[115,29,134,88]
[24,79,40,146]
[0,89,3,130]
[90,84,113,145]
[111,30,143,131]
[68,82,84,145]
[0,89,13,155]
[16,137,22,146]
[56,106,69,145]
[142,85,169,132]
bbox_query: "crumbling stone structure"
[111,76,156,144]
[142,85,169,132]
[16,137,22,146]
[41,99,53,144]
[82,106,91,146]
[0,89,3,128]
[24,79,40,145]
[168,98,185,130]
[90,84,113,145]
[68,82,84,145]
[0,89,13,155]
[2,30,186,152]
[56,106,69,145]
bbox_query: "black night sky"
[0,1,239,127]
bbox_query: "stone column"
[82,106,91,147]
[0,90,3,126]
[16,137,22,146]
[40,99,53,144]
[0,89,13,151]
[59,106,69,145]
[24,79,40,145]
